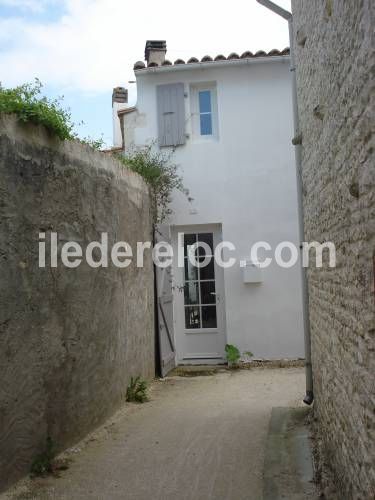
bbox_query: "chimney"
[144,40,167,66]
[112,87,128,149]
[112,87,128,106]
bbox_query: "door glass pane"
[199,257,214,280]
[184,257,198,281]
[184,234,197,257]
[202,306,217,328]
[182,231,217,331]
[200,113,212,135]
[184,282,199,305]
[200,281,216,304]
[185,306,201,329]
[199,90,212,113]
[197,233,214,256]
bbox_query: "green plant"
[0,79,74,140]
[116,144,191,223]
[0,79,104,148]
[126,376,149,403]
[244,351,254,358]
[225,344,241,366]
[30,436,54,476]
[78,135,105,150]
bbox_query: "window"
[198,90,213,135]
[190,83,218,140]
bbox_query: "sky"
[0,0,291,146]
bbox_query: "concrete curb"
[263,407,318,499]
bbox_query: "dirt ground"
[2,368,305,500]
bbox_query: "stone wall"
[291,1,375,497]
[0,115,155,491]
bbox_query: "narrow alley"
[2,368,314,500]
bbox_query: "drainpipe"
[256,0,313,405]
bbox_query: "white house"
[113,41,304,371]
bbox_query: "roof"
[117,106,137,117]
[134,48,290,71]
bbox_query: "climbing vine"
[117,144,191,224]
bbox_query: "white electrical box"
[242,259,263,283]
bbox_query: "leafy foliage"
[77,135,105,150]
[244,351,254,358]
[225,344,241,366]
[126,376,149,403]
[116,144,191,223]
[0,79,74,140]
[30,436,54,476]
[0,79,103,148]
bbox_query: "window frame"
[190,83,219,141]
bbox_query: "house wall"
[292,0,375,497]
[127,59,305,360]
[0,115,155,492]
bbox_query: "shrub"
[0,79,75,140]
[116,144,191,223]
[0,79,103,148]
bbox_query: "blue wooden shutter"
[157,83,186,147]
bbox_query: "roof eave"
[117,106,137,117]
[134,54,290,76]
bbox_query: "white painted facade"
[117,52,305,363]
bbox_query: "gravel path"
[3,368,305,500]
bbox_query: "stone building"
[292,0,375,497]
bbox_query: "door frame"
[171,223,227,364]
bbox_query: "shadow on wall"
[0,115,155,492]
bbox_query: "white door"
[173,225,227,364]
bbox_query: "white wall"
[126,59,304,359]
[112,101,124,147]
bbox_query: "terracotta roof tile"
[134,48,290,71]
[228,52,240,59]
[134,60,146,70]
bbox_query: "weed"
[225,344,241,367]
[77,135,105,150]
[30,436,54,476]
[225,345,255,367]
[0,79,103,148]
[126,376,149,403]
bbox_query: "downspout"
[256,0,313,405]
